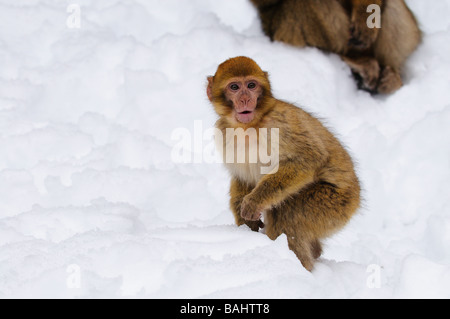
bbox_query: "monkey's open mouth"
[236,110,255,124]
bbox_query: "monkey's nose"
[240,98,251,107]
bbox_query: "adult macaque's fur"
[250,0,421,94]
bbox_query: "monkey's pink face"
[224,77,263,124]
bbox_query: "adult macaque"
[207,57,361,270]
[250,0,421,94]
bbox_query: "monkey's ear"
[207,76,214,101]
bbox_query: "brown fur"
[250,0,421,94]
[207,57,361,271]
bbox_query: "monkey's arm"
[349,0,383,50]
[240,159,316,221]
[230,177,265,231]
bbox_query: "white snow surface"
[0,0,449,299]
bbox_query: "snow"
[0,0,449,299]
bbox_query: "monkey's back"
[264,101,361,238]
[254,0,350,54]
[267,101,360,194]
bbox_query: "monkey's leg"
[311,238,323,259]
[341,55,380,93]
[266,181,359,271]
[287,236,318,271]
[372,0,421,94]
[265,209,320,271]
[230,178,264,232]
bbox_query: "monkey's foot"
[245,220,265,232]
[353,59,380,93]
[342,56,380,93]
[377,66,403,94]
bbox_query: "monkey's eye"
[248,82,257,89]
[230,84,240,91]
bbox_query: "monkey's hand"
[240,196,263,221]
